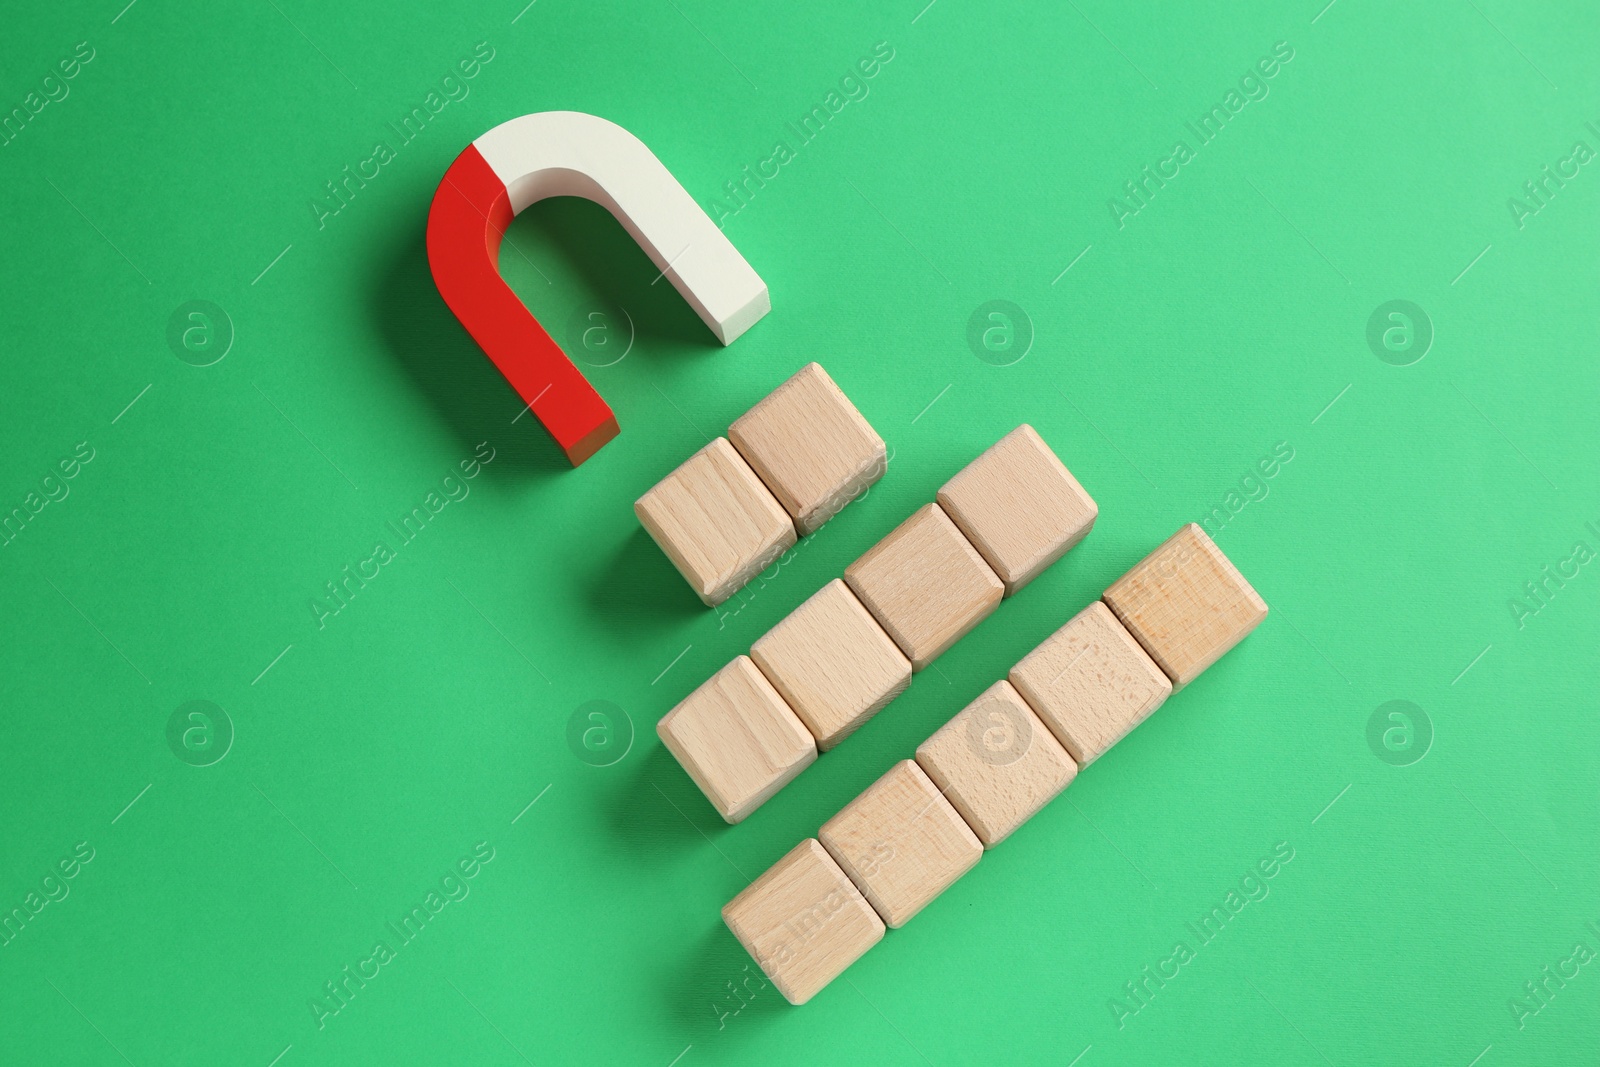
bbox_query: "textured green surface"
[1,1,1596,1064]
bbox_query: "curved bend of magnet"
[426,110,770,466]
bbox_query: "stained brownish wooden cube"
[657,656,816,823]
[819,760,982,928]
[844,503,1004,671]
[730,363,886,536]
[1101,523,1268,689]
[936,425,1097,595]
[915,680,1077,847]
[635,437,796,607]
[723,838,885,1005]
[750,580,912,751]
[1009,601,1172,765]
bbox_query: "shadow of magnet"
[426,111,771,466]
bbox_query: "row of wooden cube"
[659,425,1100,823]
[722,523,1269,1004]
[635,363,887,606]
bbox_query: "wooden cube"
[750,580,912,751]
[1101,523,1268,690]
[844,503,1004,671]
[723,838,885,1005]
[915,681,1077,847]
[1009,601,1172,766]
[657,656,816,823]
[729,363,886,536]
[635,437,796,607]
[936,425,1097,595]
[818,760,982,928]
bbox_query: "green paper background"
[1,0,1595,1063]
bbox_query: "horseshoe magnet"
[426,111,770,466]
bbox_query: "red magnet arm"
[426,144,618,465]
[425,112,770,467]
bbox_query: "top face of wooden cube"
[722,838,885,1005]
[914,680,1077,848]
[843,503,1004,671]
[729,363,886,536]
[634,437,797,607]
[1009,600,1172,766]
[1101,523,1268,690]
[657,656,817,823]
[936,425,1097,596]
[750,580,912,751]
[819,760,982,928]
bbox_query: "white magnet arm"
[473,111,770,345]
